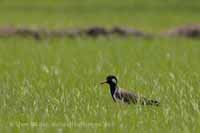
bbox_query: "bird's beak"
[100,80,107,85]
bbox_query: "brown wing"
[116,89,139,104]
[115,88,159,105]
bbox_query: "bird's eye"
[112,78,117,84]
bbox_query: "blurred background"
[1,0,200,32]
[0,0,200,132]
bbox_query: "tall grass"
[0,37,199,132]
[0,0,200,132]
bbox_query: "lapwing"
[100,75,160,106]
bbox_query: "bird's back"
[114,88,138,104]
[115,88,160,106]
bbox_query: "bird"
[100,75,160,106]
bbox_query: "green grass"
[0,0,200,32]
[0,37,200,132]
[0,0,200,132]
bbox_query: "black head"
[100,75,118,86]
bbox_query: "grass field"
[0,0,200,132]
[1,0,200,32]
